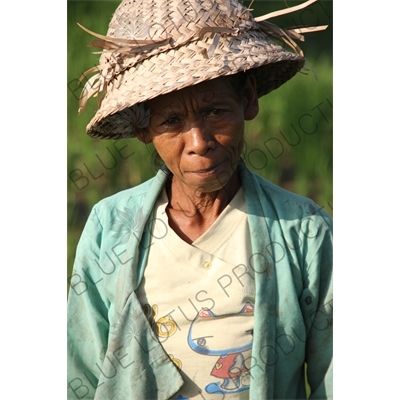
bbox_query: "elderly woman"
[67,0,332,399]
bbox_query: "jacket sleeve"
[67,206,110,400]
[300,209,333,399]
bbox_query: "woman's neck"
[165,170,241,243]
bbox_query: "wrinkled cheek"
[152,140,176,164]
[237,139,245,157]
[231,137,245,162]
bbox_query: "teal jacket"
[67,163,333,399]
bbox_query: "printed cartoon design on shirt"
[142,304,178,338]
[187,302,254,395]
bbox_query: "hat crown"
[107,0,255,44]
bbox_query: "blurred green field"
[67,1,333,280]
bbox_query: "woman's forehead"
[147,76,241,112]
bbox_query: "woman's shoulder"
[244,166,332,227]
[91,172,166,223]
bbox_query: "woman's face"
[137,75,259,194]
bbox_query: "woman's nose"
[186,124,215,155]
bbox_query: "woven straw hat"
[78,0,325,139]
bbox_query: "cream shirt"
[137,187,255,399]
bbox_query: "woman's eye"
[162,117,180,126]
[207,109,224,118]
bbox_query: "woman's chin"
[179,167,239,195]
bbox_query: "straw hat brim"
[86,29,304,140]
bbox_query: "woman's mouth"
[191,161,224,175]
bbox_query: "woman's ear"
[243,74,259,121]
[136,128,152,144]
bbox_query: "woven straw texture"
[79,0,306,139]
